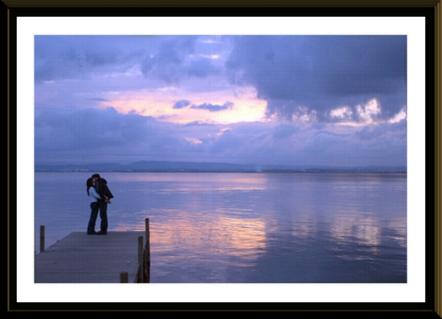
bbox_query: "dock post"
[120,272,128,283]
[145,218,151,283]
[137,236,144,283]
[40,225,45,253]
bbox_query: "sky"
[35,35,407,168]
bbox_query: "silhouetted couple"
[86,174,114,235]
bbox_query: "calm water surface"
[35,172,406,283]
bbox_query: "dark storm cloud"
[35,106,217,164]
[35,106,406,167]
[186,57,220,77]
[191,101,234,112]
[206,121,406,167]
[227,36,407,119]
[35,35,220,85]
[141,37,195,83]
[35,36,157,82]
[141,37,221,83]
[34,35,407,168]
[35,107,155,152]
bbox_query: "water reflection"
[118,213,267,260]
[291,218,317,239]
[330,214,381,257]
[387,217,407,248]
[36,172,406,283]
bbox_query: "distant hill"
[35,161,406,173]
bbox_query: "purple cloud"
[35,106,406,168]
[34,35,407,168]
[227,36,406,120]
[174,100,192,109]
[191,101,234,112]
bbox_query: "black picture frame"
[3,0,441,315]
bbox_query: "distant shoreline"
[35,160,406,174]
[35,169,407,174]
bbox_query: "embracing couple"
[86,173,114,235]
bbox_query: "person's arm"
[103,184,114,199]
[89,187,101,201]
[101,179,114,199]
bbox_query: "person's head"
[91,173,101,183]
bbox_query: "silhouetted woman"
[86,177,101,235]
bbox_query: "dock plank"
[35,231,144,283]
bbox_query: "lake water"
[35,172,407,283]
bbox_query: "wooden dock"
[35,220,151,283]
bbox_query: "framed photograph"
[4,0,441,315]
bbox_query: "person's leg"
[99,201,108,234]
[87,202,99,234]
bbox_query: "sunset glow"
[147,215,266,258]
[100,86,267,124]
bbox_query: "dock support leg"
[40,225,45,253]
[145,218,150,283]
[120,272,128,283]
[137,236,144,283]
